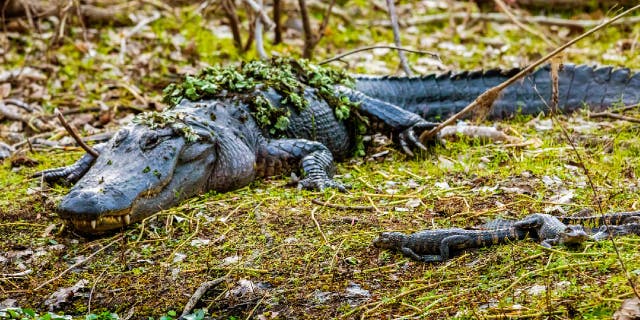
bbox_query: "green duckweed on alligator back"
[36,59,640,233]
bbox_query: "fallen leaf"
[614,297,640,320]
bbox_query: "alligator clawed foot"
[297,177,349,192]
[398,120,438,156]
[32,166,79,185]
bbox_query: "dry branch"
[589,111,640,123]
[318,45,439,65]
[222,0,243,50]
[55,108,99,158]
[181,277,226,317]
[385,0,412,75]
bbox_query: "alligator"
[484,213,589,248]
[36,63,640,233]
[560,211,640,228]
[372,227,529,262]
[591,223,640,241]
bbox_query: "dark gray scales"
[373,227,528,263]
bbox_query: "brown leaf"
[0,83,11,98]
[614,297,640,320]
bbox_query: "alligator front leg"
[339,87,438,156]
[257,139,346,191]
[32,143,106,184]
[399,247,444,262]
[437,235,470,261]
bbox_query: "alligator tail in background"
[355,64,640,121]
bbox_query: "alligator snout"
[59,188,134,227]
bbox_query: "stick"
[493,0,556,46]
[222,0,242,50]
[385,0,412,75]
[55,108,99,158]
[311,198,375,211]
[419,4,640,142]
[180,277,226,318]
[318,45,439,65]
[242,0,274,30]
[589,111,640,123]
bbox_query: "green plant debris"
[162,57,363,138]
[132,111,200,142]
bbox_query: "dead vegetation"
[2,0,640,318]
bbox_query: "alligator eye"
[113,129,129,147]
[140,132,161,150]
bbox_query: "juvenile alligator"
[561,211,640,228]
[591,223,640,241]
[37,62,640,233]
[372,227,529,262]
[486,213,589,248]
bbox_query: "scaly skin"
[373,228,528,262]
[35,87,434,233]
[511,213,589,248]
[36,63,640,233]
[356,64,640,121]
[592,223,640,241]
[561,211,640,228]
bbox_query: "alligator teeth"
[124,214,131,225]
[91,220,97,230]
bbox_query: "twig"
[588,111,640,123]
[1,269,33,278]
[385,0,412,75]
[493,0,556,46]
[311,207,329,245]
[311,198,375,211]
[319,45,439,65]
[180,277,226,318]
[273,0,282,44]
[222,0,242,50]
[55,108,99,158]
[419,4,640,142]
[33,236,122,291]
[242,0,274,30]
[298,0,336,58]
[368,12,640,29]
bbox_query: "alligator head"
[559,225,589,245]
[58,105,256,233]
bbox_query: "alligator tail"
[355,64,640,122]
[560,211,640,228]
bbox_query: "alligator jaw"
[67,209,133,233]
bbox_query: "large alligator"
[37,62,640,233]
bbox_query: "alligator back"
[355,64,640,121]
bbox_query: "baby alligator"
[487,213,589,248]
[372,227,528,262]
[591,223,640,241]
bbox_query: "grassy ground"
[2,1,640,318]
